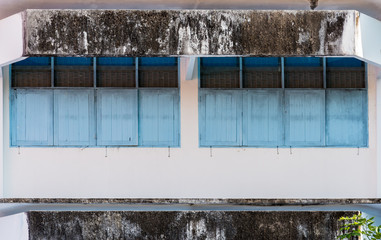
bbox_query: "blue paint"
[243,57,279,67]
[201,57,239,67]
[243,90,283,146]
[13,57,51,66]
[139,89,180,146]
[326,90,368,147]
[97,89,138,146]
[55,57,92,66]
[11,89,53,146]
[326,57,363,67]
[285,90,325,146]
[139,57,177,66]
[199,90,242,146]
[54,89,96,146]
[285,57,321,67]
[97,57,134,66]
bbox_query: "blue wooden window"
[326,90,368,147]
[326,58,363,67]
[13,57,51,66]
[243,57,279,67]
[97,89,138,146]
[139,89,180,146]
[54,89,96,146]
[11,89,53,146]
[55,57,93,66]
[243,90,283,146]
[140,57,177,66]
[285,57,321,67]
[199,90,242,146]
[285,90,325,146]
[97,57,134,66]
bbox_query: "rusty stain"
[310,0,319,10]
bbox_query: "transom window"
[199,57,367,147]
[11,57,180,147]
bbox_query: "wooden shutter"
[243,90,283,146]
[54,89,95,146]
[139,89,179,146]
[326,90,367,146]
[97,89,138,146]
[199,90,242,146]
[11,89,53,146]
[285,90,325,146]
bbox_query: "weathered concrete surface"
[2,198,381,205]
[27,211,358,239]
[23,9,357,57]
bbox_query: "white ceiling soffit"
[0,9,380,67]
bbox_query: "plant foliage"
[339,213,381,240]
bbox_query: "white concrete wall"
[1,58,379,198]
[0,213,28,240]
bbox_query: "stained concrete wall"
[26,211,358,240]
[1,58,378,198]
[23,9,357,57]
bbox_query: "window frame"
[10,57,181,148]
[198,57,368,148]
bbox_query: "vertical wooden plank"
[285,90,325,146]
[326,90,367,146]
[139,89,179,146]
[54,89,95,146]
[199,90,242,146]
[243,90,283,146]
[239,57,243,88]
[93,57,97,88]
[323,57,327,89]
[97,89,138,146]
[12,89,53,146]
[135,57,139,88]
[281,57,285,89]
[51,57,54,87]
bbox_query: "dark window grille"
[326,58,365,88]
[200,58,240,88]
[54,57,93,87]
[12,57,51,88]
[285,67,324,88]
[243,57,281,88]
[285,58,323,88]
[326,68,365,88]
[139,66,178,88]
[97,66,136,87]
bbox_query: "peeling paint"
[23,9,358,57]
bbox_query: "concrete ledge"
[27,211,357,239]
[23,9,357,57]
[2,198,381,205]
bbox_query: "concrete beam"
[0,9,380,66]
[23,9,358,57]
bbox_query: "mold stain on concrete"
[23,10,357,57]
[27,211,358,240]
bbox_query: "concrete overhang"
[0,9,381,67]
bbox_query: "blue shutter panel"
[326,90,367,146]
[139,89,179,146]
[97,89,138,146]
[54,89,95,146]
[199,90,242,146]
[285,90,325,146]
[11,89,53,146]
[243,90,283,146]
